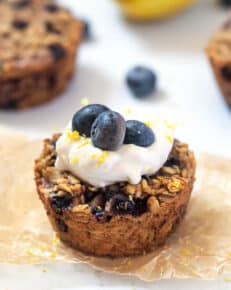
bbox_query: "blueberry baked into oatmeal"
[0,0,82,109]
[207,16,231,107]
[35,104,196,257]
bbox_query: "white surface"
[0,0,231,288]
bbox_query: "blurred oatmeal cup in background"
[115,0,197,21]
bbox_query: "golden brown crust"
[0,0,82,109]
[34,135,196,257]
[206,17,231,107]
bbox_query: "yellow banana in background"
[116,0,197,20]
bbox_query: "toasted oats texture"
[34,134,196,257]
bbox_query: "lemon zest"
[49,252,57,258]
[25,249,33,255]
[191,267,198,276]
[181,248,191,256]
[91,153,98,160]
[67,131,80,141]
[124,107,132,117]
[77,139,90,149]
[170,179,182,190]
[70,156,79,164]
[166,134,173,143]
[81,97,89,106]
[144,121,152,128]
[96,152,109,167]
[52,236,60,246]
[39,243,48,251]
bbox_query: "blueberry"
[14,0,31,9]
[91,111,126,151]
[126,66,157,98]
[56,218,68,232]
[221,66,231,81]
[91,206,109,222]
[220,0,231,7]
[106,194,135,215]
[13,20,29,30]
[84,190,97,203]
[50,195,72,214]
[47,44,66,61]
[45,3,59,12]
[72,104,109,137]
[82,20,91,40]
[45,22,60,34]
[164,158,180,167]
[91,207,104,220]
[124,120,155,147]
[133,198,148,216]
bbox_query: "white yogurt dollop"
[55,119,174,188]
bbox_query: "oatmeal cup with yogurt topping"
[35,104,196,257]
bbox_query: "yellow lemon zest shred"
[166,134,173,143]
[70,156,79,164]
[81,98,89,106]
[96,152,109,167]
[25,249,33,255]
[144,121,152,128]
[39,243,48,251]
[77,139,90,149]
[49,252,57,258]
[53,236,60,246]
[91,153,98,160]
[67,130,80,141]
[181,248,191,256]
[124,107,132,117]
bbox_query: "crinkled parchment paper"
[0,128,231,281]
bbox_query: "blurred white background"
[0,0,231,288]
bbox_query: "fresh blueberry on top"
[126,66,157,98]
[124,120,155,147]
[220,0,231,7]
[91,111,126,151]
[72,104,110,137]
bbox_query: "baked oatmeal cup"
[35,105,196,257]
[0,0,82,109]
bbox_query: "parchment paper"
[0,127,231,281]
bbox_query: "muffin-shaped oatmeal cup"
[35,105,196,257]
[0,0,82,109]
